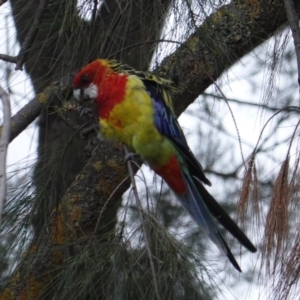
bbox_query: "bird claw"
[80,107,94,119]
[80,124,99,139]
[124,152,139,162]
[79,107,99,138]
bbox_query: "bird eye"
[81,74,90,85]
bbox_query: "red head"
[73,59,111,101]
[73,59,128,118]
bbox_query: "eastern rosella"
[73,59,256,271]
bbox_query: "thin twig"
[208,76,246,169]
[91,0,98,23]
[285,118,300,159]
[109,39,190,59]
[253,106,300,153]
[0,54,17,64]
[124,146,161,300]
[202,92,285,112]
[0,85,11,225]
[0,0,7,7]
[283,0,300,103]
[15,0,48,70]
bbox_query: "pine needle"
[237,152,259,228]
[262,157,290,275]
[274,224,300,300]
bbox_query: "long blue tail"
[176,172,256,272]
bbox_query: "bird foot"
[80,107,94,120]
[80,124,99,139]
[124,152,139,162]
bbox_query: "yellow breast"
[100,75,174,165]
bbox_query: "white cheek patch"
[85,84,98,99]
[73,84,98,101]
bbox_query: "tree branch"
[0,54,17,64]
[15,0,48,70]
[0,85,11,225]
[284,0,300,99]
[0,0,7,6]
[156,0,291,116]
[1,84,72,143]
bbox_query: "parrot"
[73,59,256,272]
